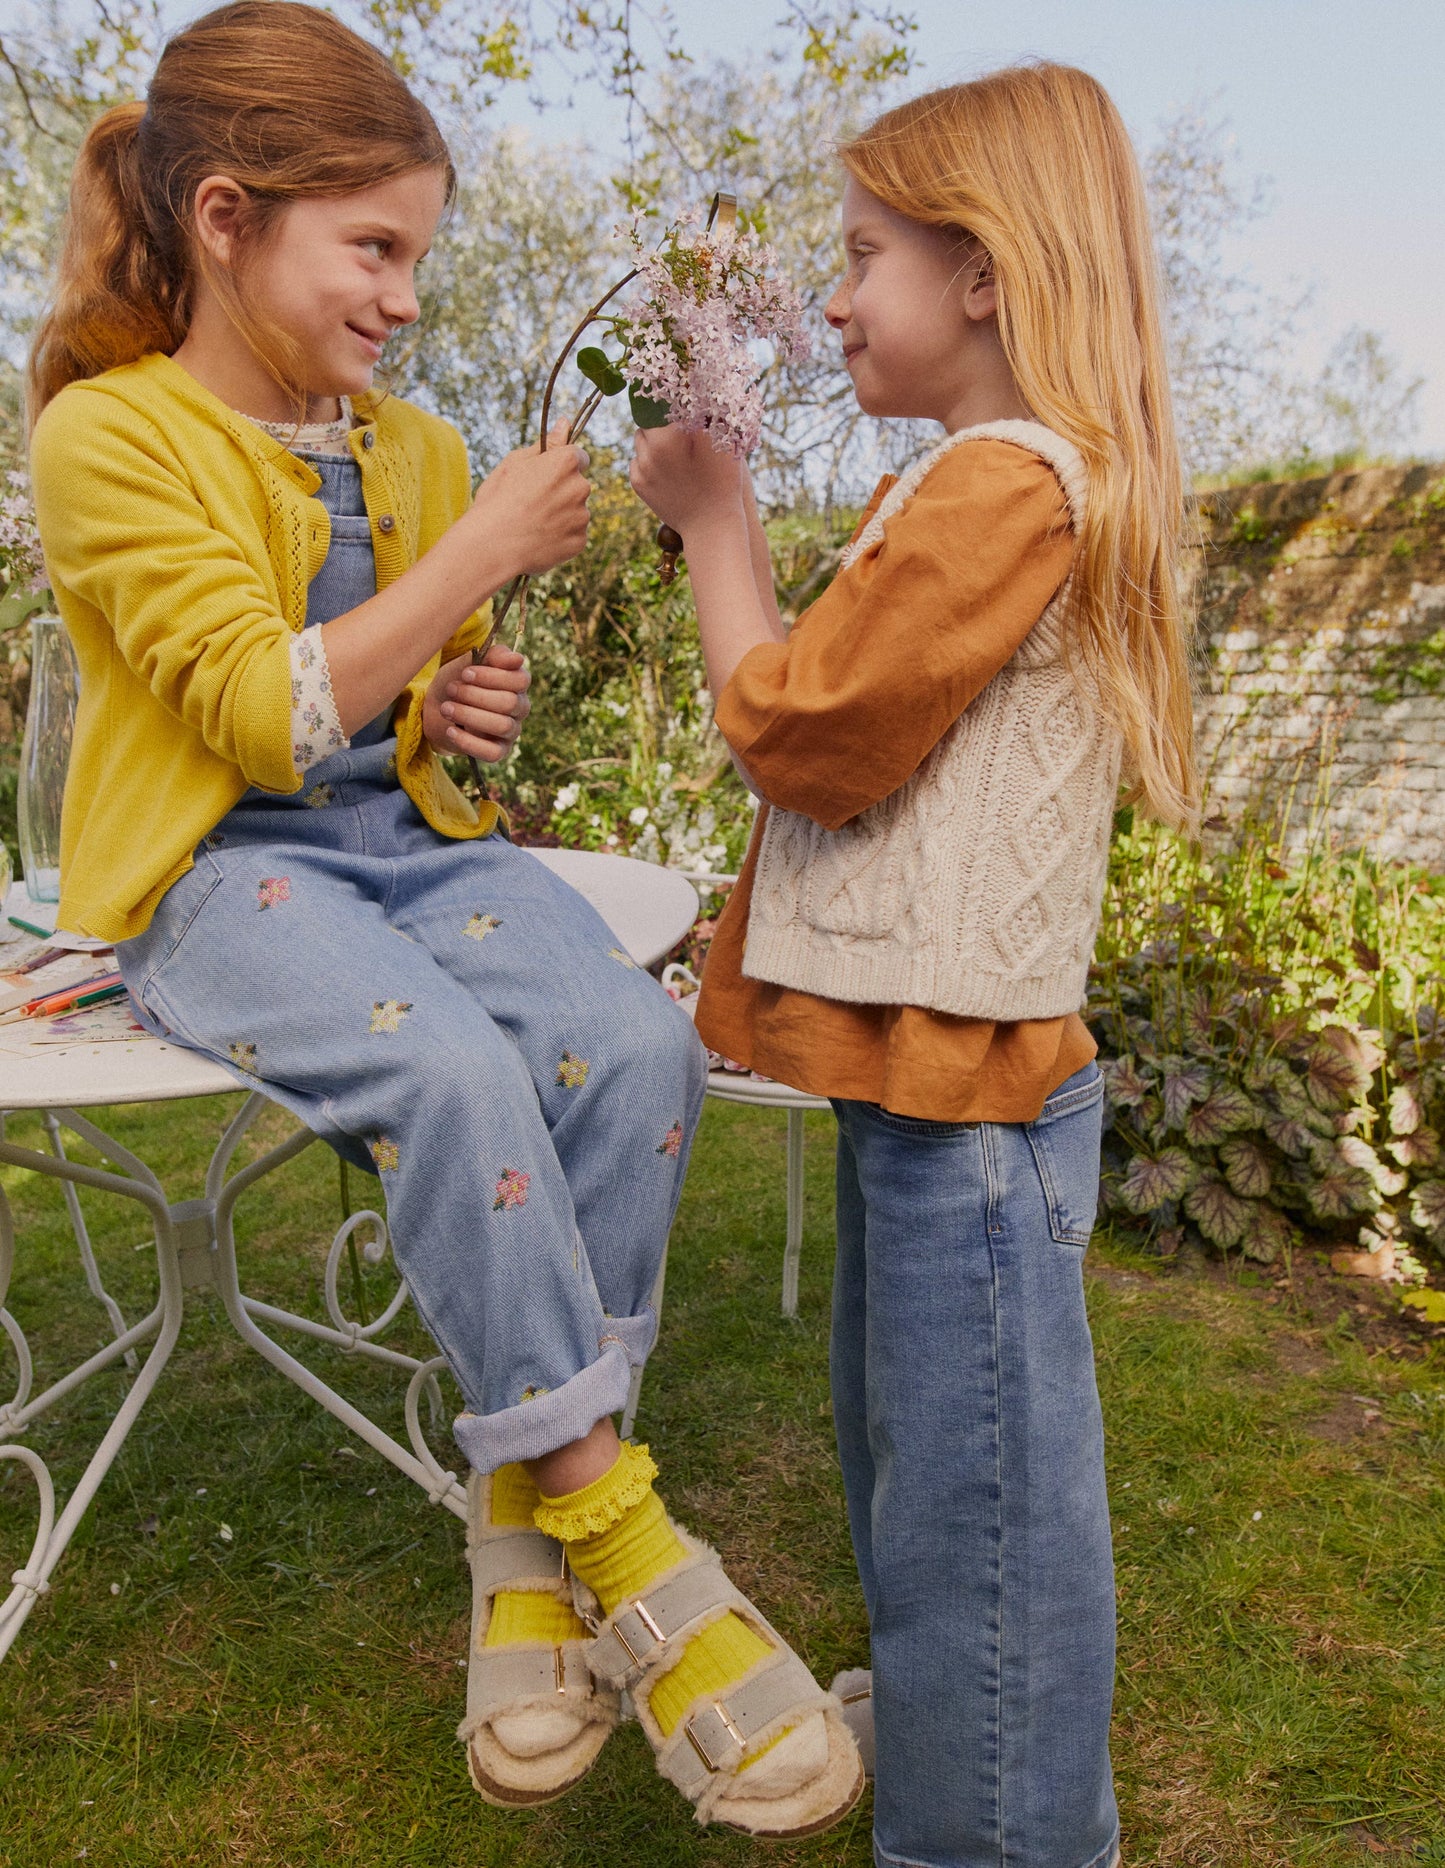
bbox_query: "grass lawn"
[1,1093,1442,1867]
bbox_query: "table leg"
[783,1106,806,1319]
[0,1124,182,1662]
[0,1095,466,1669]
[40,1110,139,1373]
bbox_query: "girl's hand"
[423,642,532,761]
[630,426,744,538]
[471,424,592,576]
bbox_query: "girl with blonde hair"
[632,59,1197,1868]
[29,0,866,1834]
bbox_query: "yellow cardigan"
[30,352,495,943]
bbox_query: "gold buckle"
[613,1597,665,1668]
[683,1699,744,1774]
[683,1715,721,1773]
[553,1645,566,1694]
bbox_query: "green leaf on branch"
[1239,1202,1291,1265]
[629,387,671,429]
[1101,1055,1152,1109]
[1184,1083,1256,1145]
[1161,1061,1211,1129]
[1389,1083,1423,1136]
[1306,1026,1381,1112]
[1409,1179,1445,1243]
[1389,1124,1441,1169]
[576,347,627,396]
[1183,1177,1253,1249]
[1118,1148,1194,1214]
[1219,1136,1272,1198]
[1307,1160,1377,1220]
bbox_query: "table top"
[0,849,698,1112]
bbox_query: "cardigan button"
[362,429,375,449]
[377,514,396,534]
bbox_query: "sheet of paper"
[26,1002,147,1045]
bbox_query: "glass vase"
[17,615,78,904]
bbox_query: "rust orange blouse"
[695,440,1097,1124]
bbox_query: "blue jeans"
[118,741,707,1472]
[831,1066,1118,1868]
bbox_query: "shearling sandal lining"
[459,1474,620,1807]
[577,1526,864,1834]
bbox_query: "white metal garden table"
[0,849,697,1662]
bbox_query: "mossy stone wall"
[1190,463,1445,865]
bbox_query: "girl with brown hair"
[631,60,1199,1868]
[28,0,864,1834]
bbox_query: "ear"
[963,249,999,325]
[190,175,250,269]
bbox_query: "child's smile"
[174,164,449,423]
[249,166,447,409]
[827,176,1028,434]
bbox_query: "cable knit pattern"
[744,420,1123,1022]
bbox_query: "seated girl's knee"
[612,982,707,1100]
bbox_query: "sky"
[509,0,1445,455]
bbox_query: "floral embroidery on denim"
[657,1120,684,1159]
[463,913,502,942]
[257,877,291,911]
[518,1384,550,1403]
[607,946,637,969]
[228,1040,259,1074]
[369,1137,400,1173]
[383,752,399,782]
[493,1167,530,1211]
[369,998,413,1034]
[556,1051,590,1088]
[305,782,335,809]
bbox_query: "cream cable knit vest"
[743,419,1123,1021]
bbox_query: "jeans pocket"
[1025,1067,1104,1247]
[123,852,225,1045]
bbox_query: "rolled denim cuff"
[599,1305,658,1368]
[453,1338,635,1473]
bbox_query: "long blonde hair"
[27,0,454,421]
[842,64,1198,830]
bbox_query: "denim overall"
[119,450,706,1471]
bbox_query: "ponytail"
[26,1,454,427]
[27,102,189,423]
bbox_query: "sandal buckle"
[614,1596,666,1668]
[683,1714,722,1774]
[683,1699,744,1775]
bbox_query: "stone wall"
[1189,463,1445,867]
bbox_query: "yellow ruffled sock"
[484,1460,589,1649]
[535,1443,782,1768]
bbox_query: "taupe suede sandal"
[458,1472,620,1807]
[578,1526,865,1835]
[828,1667,875,1777]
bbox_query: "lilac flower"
[0,469,48,596]
[608,216,810,458]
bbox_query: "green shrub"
[1090,813,1445,1275]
